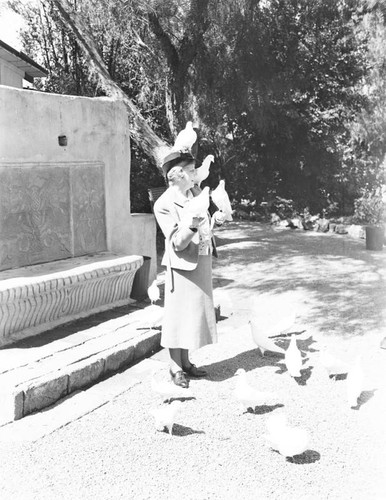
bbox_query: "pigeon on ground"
[184,186,210,217]
[194,155,213,186]
[149,400,182,435]
[284,335,303,378]
[271,309,298,336]
[265,413,310,458]
[249,319,285,356]
[346,355,364,407]
[249,297,298,338]
[136,304,163,330]
[233,368,277,412]
[319,351,349,379]
[151,373,192,402]
[147,280,160,304]
[211,180,233,221]
[173,121,197,153]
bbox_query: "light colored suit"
[153,187,217,272]
[153,186,218,349]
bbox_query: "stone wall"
[0,85,156,280]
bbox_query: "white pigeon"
[211,180,233,221]
[195,154,213,186]
[151,373,192,402]
[346,355,364,407]
[250,295,298,337]
[265,413,310,458]
[139,304,163,330]
[184,186,210,217]
[249,319,285,356]
[173,121,197,152]
[149,400,182,435]
[233,368,277,412]
[147,280,160,304]
[271,309,298,336]
[284,335,303,378]
[319,351,349,379]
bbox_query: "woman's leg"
[181,348,207,377]
[169,348,182,373]
[180,349,190,369]
[169,348,189,387]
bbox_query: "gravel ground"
[1,222,385,500]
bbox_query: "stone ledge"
[0,253,144,346]
[0,324,162,426]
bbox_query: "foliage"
[340,3,386,205]
[193,0,369,213]
[264,196,295,219]
[353,188,385,225]
[10,0,386,216]
[130,144,166,213]
[8,0,168,131]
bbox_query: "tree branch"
[148,12,179,69]
[51,0,169,169]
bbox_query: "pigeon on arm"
[211,180,233,221]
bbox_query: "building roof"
[0,39,48,83]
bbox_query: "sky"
[0,1,27,51]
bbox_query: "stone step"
[0,302,164,426]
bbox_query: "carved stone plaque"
[0,162,106,271]
[72,163,106,256]
[0,165,72,270]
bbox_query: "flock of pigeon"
[147,285,365,459]
[146,122,364,458]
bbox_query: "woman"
[154,150,224,388]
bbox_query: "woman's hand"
[190,216,205,229]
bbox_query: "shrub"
[353,189,385,226]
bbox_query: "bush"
[353,189,385,226]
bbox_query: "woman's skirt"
[161,254,217,350]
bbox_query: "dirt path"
[1,221,385,500]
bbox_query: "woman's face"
[180,162,196,190]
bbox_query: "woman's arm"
[154,202,199,252]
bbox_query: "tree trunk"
[52,0,169,170]
[148,0,210,134]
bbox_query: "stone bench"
[0,253,144,347]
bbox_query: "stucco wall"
[0,60,23,88]
[0,85,156,281]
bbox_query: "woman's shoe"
[169,369,189,388]
[183,363,207,378]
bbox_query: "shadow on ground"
[212,221,386,338]
[204,348,285,382]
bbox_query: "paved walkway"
[0,221,385,499]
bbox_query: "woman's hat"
[162,151,196,175]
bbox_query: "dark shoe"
[183,363,207,378]
[169,369,189,388]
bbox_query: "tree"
[146,0,211,134]
[12,0,376,215]
[341,1,386,197]
[12,0,170,168]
